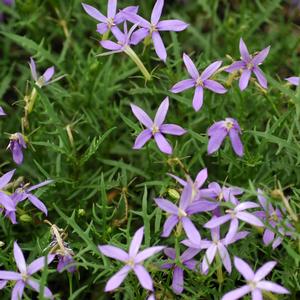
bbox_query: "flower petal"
[100,40,122,51]
[97,23,109,35]
[181,217,201,245]
[229,129,244,157]
[130,103,153,128]
[152,31,167,62]
[157,20,188,31]
[183,53,199,80]
[235,201,259,211]
[170,79,195,93]
[207,128,227,155]
[221,285,251,300]
[105,266,131,292]
[224,218,239,245]
[130,28,149,45]
[133,265,153,291]
[42,66,55,83]
[186,200,218,215]
[129,227,144,258]
[27,279,53,299]
[151,0,164,24]
[239,69,251,91]
[251,289,263,300]
[162,215,179,237]
[179,182,193,210]
[204,214,231,228]
[14,242,26,274]
[172,266,184,294]
[98,245,129,262]
[135,246,165,264]
[204,79,227,94]
[27,194,48,215]
[286,76,300,86]
[82,3,106,22]
[11,280,25,300]
[233,256,254,280]
[202,244,217,274]
[263,229,275,245]
[218,243,232,273]
[252,46,270,65]
[29,57,38,81]
[236,212,264,227]
[160,124,186,136]
[192,86,203,112]
[107,0,117,18]
[27,255,55,275]
[256,281,290,294]
[133,129,152,149]
[253,67,267,89]
[154,97,169,126]
[239,38,251,62]
[201,61,222,81]
[154,133,172,154]
[154,198,178,214]
[254,261,277,281]
[225,61,245,73]
[0,271,21,280]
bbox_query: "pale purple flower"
[12,179,53,215]
[0,170,17,218]
[171,54,227,111]
[131,97,186,155]
[204,201,264,244]
[161,247,199,294]
[226,38,270,90]
[183,225,249,274]
[0,241,55,299]
[285,76,300,86]
[125,0,189,62]
[98,227,165,292]
[207,118,243,157]
[0,107,6,116]
[29,57,55,87]
[255,189,294,249]
[82,1,138,35]
[222,257,289,300]
[8,133,27,165]
[155,182,204,244]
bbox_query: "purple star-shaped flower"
[125,0,189,62]
[82,1,138,35]
[222,257,289,300]
[99,226,165,292]
[255,189,294,249]
[29,57,55,88]
[171,54,227,111]
[183,225,249,274]
[12,179,53,215]
[8,133,27,165]
[204,201,264,244]
[286,76,300,86]
[131,97,186,155]
[207,118,243,157]
[155,182,205,244]
[0,242,55,299]
[226,38,270,91]
[161,247,199,295]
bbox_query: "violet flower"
[255,189,294,249]
[286,76,300,86]
[222,257,289,300]
[0,107,6,116]
[82,1,138,35]
[131,97,186,155]
[0,242,55,299]
[161,247,199,295]
[12,179,53,215]
[204,201,264,244]
[29,57,55,88]
[155,182,203,244]
[226,38,270,91]
[99,226,165,292]
[7,133,27,165]
[183,225,249,274]
[207,118,243,157]
[125,0,189,62]
[0,170,17,215]
[171,54,227,111]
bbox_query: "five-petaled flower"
[125,0,189,62]
[222,257,289,300]
[161,247,199,295]
[131,97,186,154]
[285,76,300,86]
[82,1,138,35]
[98,226,165,292]
[171,53,227,111]
[0,241,54,299]
[8,132,27,165]
[29,57,55,88]
[226,38,270,91]
[207,118,243,157]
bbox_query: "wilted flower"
[0,242,54,299]
[98,227,165,292]
[207,118,243,157]
[161,247,199,294]
[82,1,138,34]
[7,133,27,165]
[285,76,300,86]
[125,0,188,62]
[131,97,186,154]
[222,257,289,300]
[171,54,226,111]
[226,38,270,90]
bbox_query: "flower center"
[37,76,46,88]
[21,272,28,281]
[224,121,234,131]
[269,212,279,222]
[247,280,257,291]
[225,209,236,218]
[246,62,254,70]
[196,77,204,87]
[126,258,135,268]
[152,124,160,134]
[150,24,158,34]
[178,208,187,218]
[107,17,115,28]
[217,192,224,201]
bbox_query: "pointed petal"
[235,201,259,211]
[98,245,129,262]
[154,133,172,154]
[239,69,251,91]
[157,20,188,31]
[100,40,122,51]
[183,53,199,80]
[27,180,53,192]
[11,280,25,300]
[167,173,187,186]
[160,124,186,136]
[207,128,227,155]
[27,255,55,275]
[11,143,24,165]
[186,200,218,215]
[225,61,245,73]
[27,194,48,215]
[224,218,239,245]
[151,0,164,24]
[111,26,126,43]
[256,281,290,294]
[170,79,195,93]
[27,279,53,299]
[181,248,200,261]
[162,215,178,237]
[172,267,184,294]
[130,104,153,128]
[263,229,275,245]
[233,257,254,280]
[130,28,149,45]
[237,212,264,227]
[97,23,109,34]
[14,242,26,273]
[82,3,106,22]
[0,271,21,280]
[229,129,244,156]
[195,168,207,188]
[201,61,222,81]
[202,245,217,273]
[253,67,267,89]
[107,0,117,18]
[29,57,38,81]
[207,121,225,136]
[129,227,144,258]
[133,265,153,291]
[204,214,231,228]
[286,76,300,86]
[42,66,55,83]
[154,97,169,126]
[254,261,277,281]
[0,169,15,189]
[154,198,178,214]
[124,12,150,28]
[221,285,251,300]
[152,31,167,62]
[218,243,232,273]
[239,38,251,62]
[179,182,193,210]
[133,129,152,149]
[181,217,201,245]
[252,289,263,300]
[164,247,176,259]
[192,86,203,112]
[204,79,227,94]
[0,107,6,116]
[226,231,249,245]
[135,246,165,263]
[252,46,270,65]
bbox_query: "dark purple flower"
[226,38,270,91]
[161,247,199,294]
[204,201,264,244]
[125,0,189,62]
[8,133,27,165]
[207,118,243,157]
[0,242,54,299]
[131,97,186,154]
[82,1,138,35]
[222,257,289,300]
[171,54,227,111]
[57,255,76,273]
[286,76,300,86]
[99,227,165,292]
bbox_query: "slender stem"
[27,87,38,114]
[124,45,151,81]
